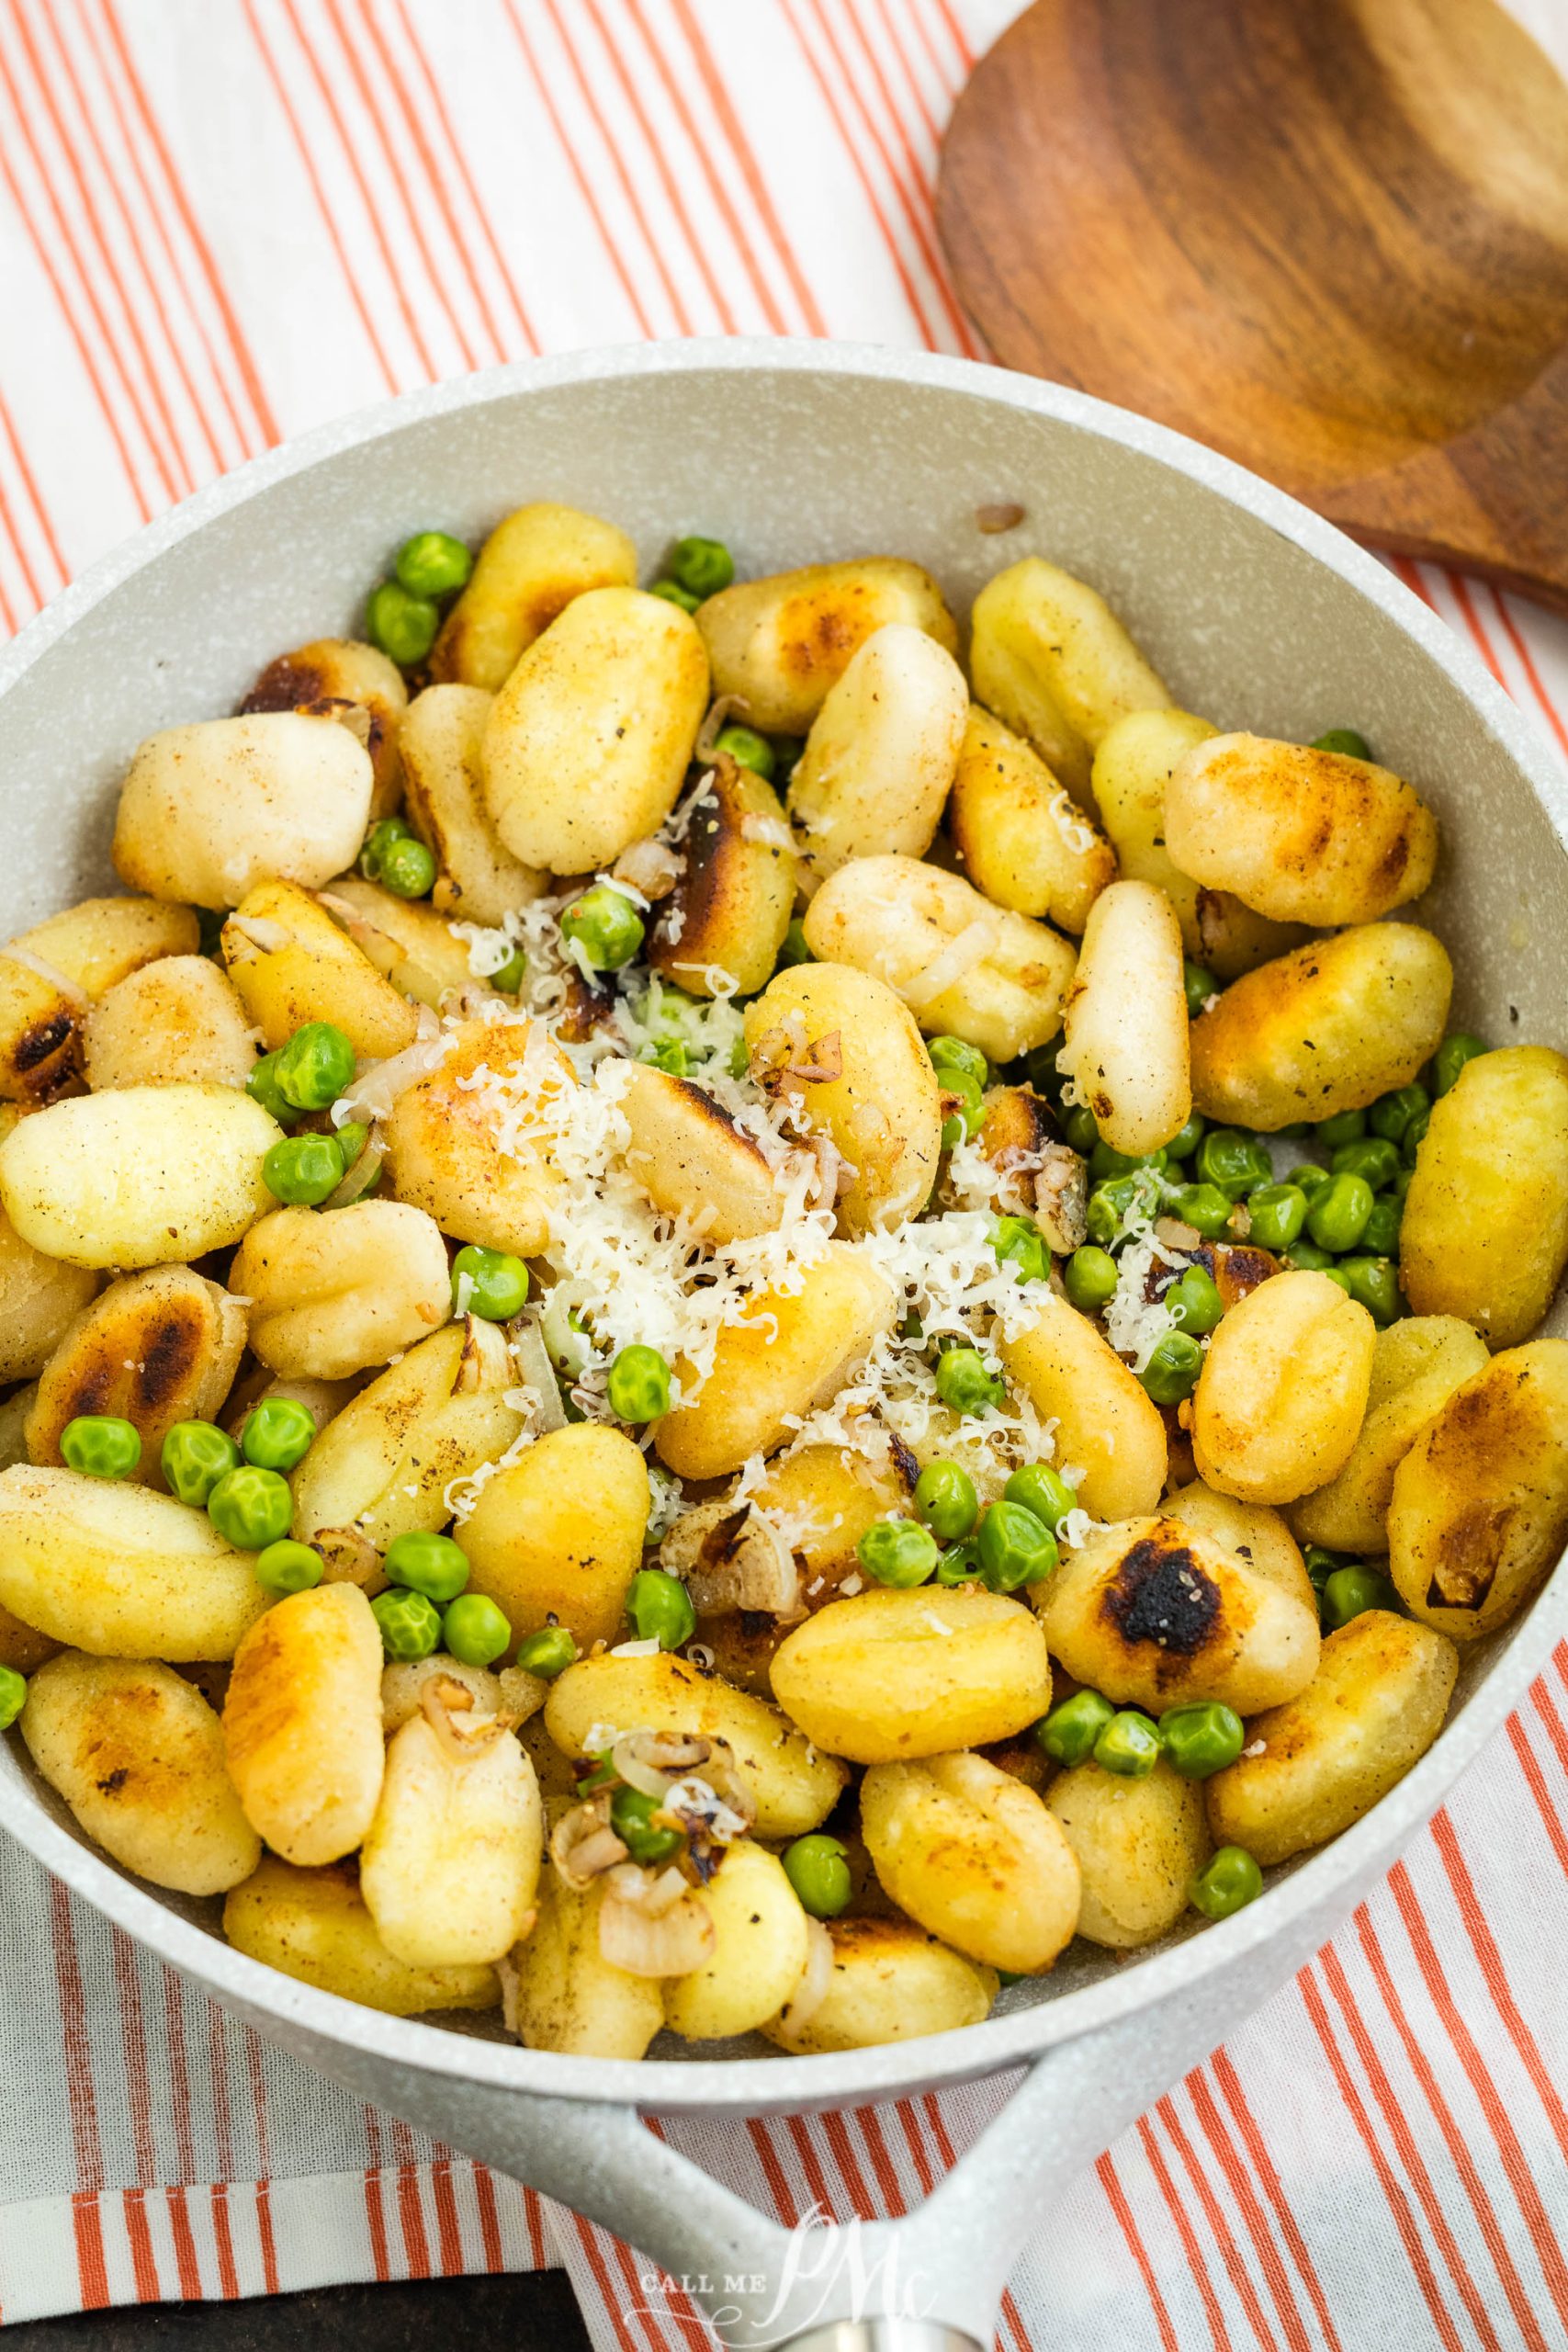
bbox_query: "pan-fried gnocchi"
[1,511,1559,2064]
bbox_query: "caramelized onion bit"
[598,1884,716,1977]
[551,1794,630,1889]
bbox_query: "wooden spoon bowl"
[937,0,1568,608]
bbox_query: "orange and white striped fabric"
[0,2,1566,2344]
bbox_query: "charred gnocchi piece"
[26,1267,246,1481]
[1163,1481,1314,1614]
[0,897,202,1105]
[696,557,958,735]
[648,752,795,996]
[431,501,637,692]
[1038,1515,1320,1715]
[948,704,1116,933]
[240,637,408,820]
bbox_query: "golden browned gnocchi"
[85,955,257,1091]
[1192,1272,1376,1505]
[789,625,967,878]
[223,1582,385,1867]
[696,557,957,734]
[0,1207,98,1384]
[222,878,421,1058]
[1290,1317,1490,1557]
[26,1266,247,1478]
[1046,1758,1210,1950]
[772,1586,1052,1763]
[999,1294,1168,1521]
[647,751,795,997]
[457,1422,649,1653]
[432,502,637,691]
[969,557,1171,799]
[399,684,547,923]
[861,1751,1080,1973]
[1400,1046,1568,1348]
[239,637,407,820]
[947,704,1116,933]
[762,1917,998,2053]
[224,1856,499,2017]
[381,1017,572,1257]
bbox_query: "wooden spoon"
[936,0,1568,610]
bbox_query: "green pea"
[514,1626,577,1679]
[1167,1182,1232,1241]
[933,1346,1004,1418]
[1361,1193,1403,1257]
[1314,1107,1366,1150]
[928,1035,989,1090]
[713,723,774,780]
[1141,1329,1202,1405]
[1062,1104,1099,1155]
[993,1214,1049,1286]
[560,884,645,972]
[1086,1170,1165,1247]
[1183,960,1219,1018]
[276,1022,356,1111]
[858,1517,940,1589]
[1306,1170,1373,1252]
[246,1051,299,1129]
[1089,1139,1164,1184]
[777,918,813,970]
[1004,1463,1077,1532]
[1094,1709,1163,1778]
[0,1663,27,1730]
[367,578,439,668]
[1286,1162,1332,1198]
[1369,1083,1429,1146]
[976,1499,1057,1592]
[1035,1688,1114,1767]
[371,1587,443,1661]
[161,1419,242,1508]
[444,1593,514,1668]
[610,1781,684,1865]
[1337,1255,1402,1325]
[1158,1700,1245,1779]
[61,1415,141,1480]
[606,1343,671,1424]
[1063,1244,1119,1312]
[1432,1034,1485,1096]
[1190,1846,1264,1919]
[1303,1546,1340,1592]
[1284,1241,1336,1271]
[669,536,734,599]
[254,1539,323,1597]
[782,1833,852,1919]
[208,1464,293,1551]
[1402,1108,1431,1164]
[263,1132,344,1207]
[913,1460,978,1543]
[1164,1113,1206,1163]
[1246,1182,1307,1253]
[1322,1564,1398,1629]
[453,1244,530,1321]
[1196,1128,1272,1201]
[395,529,473,601]
[1390,1163,1415,1201]
[934,1538,981,1586]
[491,945,526,995]
[626,1567,695,1650]
[939,1067,986,1151]
[647,1037,691,1076]
[1165,1264,1224,1337]
[335,1122,369,1173]
[649,577,701,613]
[1310,728,1371,761]
[1331,1136,1400,1191]
[378,833,437,899]
[385,1529,471,1603]
[1322,1268,1356,1297]
[241,1396,317,1472]
[359,816,412,880]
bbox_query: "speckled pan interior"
[0,340,1563,2117]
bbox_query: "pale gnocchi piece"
[381,1654,502,1734]
[947,704,1115,934]
[611,1061,785,1245]
[696,557,958,735]
[1400,1046,1568,1350]
[1046,1757,1210,1949]
[360,1700,542,1967]
[0,1205,98,1384]
[1038,1515,1321,1715]
[399,684,546,923]
[113,710,374,909]
[1163,1481,1315,1614]
[482,586,709,874]
[648,752,795,997]
[861,1751,1080,1973]
[968,557,1171,800]
[545,1650,848,1839]
[231,1201,451,1381]
[240,636,408,819]
[290,1317,525,1557]
[789,625,968,879]
[85,956,257,1091]
[26,1266,247,1480]
[458,1423,650,1654]
[801,854,1077,1064]
[223,1582,385,1867]
[1192,1271,1376,1506]
[1290,1317,1491,1556]
[224,1856,499,2017]
[221,878,420,1059]
[1164,733,1438,927]
[742,964,942,1236]
[1387,1340,1568,1638]
[23,1654,259,1894]
[1190,923,1453,1131]
[0,1464,269,1657]
[663,1839,811,2041]
[762,1917,997,2053]
[507,1871,663,2058]
[998,1295,1168,1521]
[653,1243,897,1481]
[431,502,637,692]
[1206,1612,1459,1863]
[1055,878,1190,1154]
[382,1018,572,1258]
[321,876,494,1015]
[771,1585,1052,1764]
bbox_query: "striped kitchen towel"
[0,4,1567,2347]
